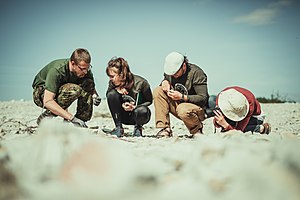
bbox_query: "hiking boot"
[108,127,124,137]
[37,110,56,125]
[133,125,143,137]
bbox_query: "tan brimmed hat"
[218,88,249,121]
[164,52,184,75]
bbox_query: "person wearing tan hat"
[153,52,209,138]
[213,86,271,134]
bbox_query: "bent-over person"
[32,48,101,127]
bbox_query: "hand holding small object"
[117,87,128,95]
[70,116,88,128]
[213,109,229,129]
[92,94,101,106]
[161,80,171,92]
[122,102,135,111]
[167,89,181,100]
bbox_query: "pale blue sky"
[0,0,299,102]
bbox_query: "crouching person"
[153,52,209,138]
[32,48,101,128]
[105,57,152,137]
[213,86,271,134]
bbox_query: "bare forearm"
[44,100,73,120]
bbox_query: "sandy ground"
[0,100,300,200]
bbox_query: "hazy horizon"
[1,0,299,102]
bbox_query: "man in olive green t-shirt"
[32,48,101,127]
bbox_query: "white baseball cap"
[164,52,184,75]
[218,88,249,121]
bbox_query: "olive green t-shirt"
[32,59,94,94]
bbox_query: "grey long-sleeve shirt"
[164,63,208,108]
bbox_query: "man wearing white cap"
[153,52,209,138]
[213,86,271,134]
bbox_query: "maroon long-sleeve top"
[214,86,261,132]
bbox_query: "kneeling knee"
[134,106,151,125]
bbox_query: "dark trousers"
[244,116,264,133]
[225,116,263,133]
[106,89,151,127]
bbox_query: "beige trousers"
[153,86,205,134]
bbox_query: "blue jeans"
[244,115,265,133]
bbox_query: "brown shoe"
[156,127,172,138]
[261,123,271,134]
